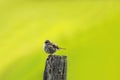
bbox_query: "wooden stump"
[43,55,67,80]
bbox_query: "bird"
[44,40,65,55]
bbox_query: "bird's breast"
[44,45,56,54]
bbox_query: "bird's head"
[45,40,50,44]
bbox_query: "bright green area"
[0,0,120,80]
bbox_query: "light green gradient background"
[0,0,120,80]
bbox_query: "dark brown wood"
[43,55,67,80]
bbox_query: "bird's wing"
[52,43,59,49]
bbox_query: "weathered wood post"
[43,55,67,80]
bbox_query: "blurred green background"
[0,0,120,80]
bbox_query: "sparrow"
[44,40,65,55]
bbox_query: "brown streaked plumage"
[44,40,65,54]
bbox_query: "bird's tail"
[59,47,66,50]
